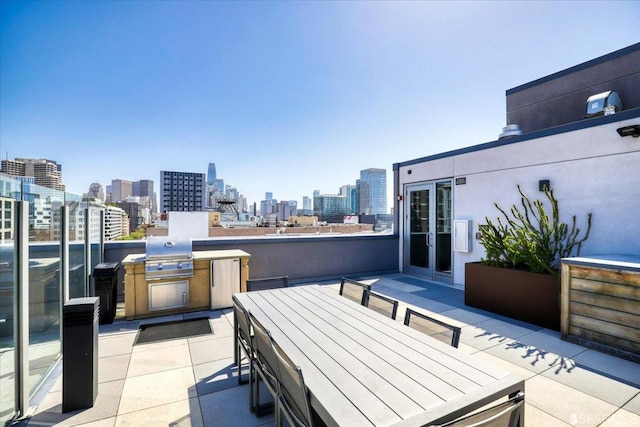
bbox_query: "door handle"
[428,233,434,247]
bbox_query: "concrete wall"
[105,234,399,300]
[397,113,640,287]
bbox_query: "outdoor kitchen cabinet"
[122,250,250,320]
[210,258,240,310]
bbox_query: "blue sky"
[1,1,638,208]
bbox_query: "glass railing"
[0,176,102,425]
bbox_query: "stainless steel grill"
[144,236,194,281]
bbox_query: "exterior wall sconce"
[539,180,550,191]
[617,125,640,138]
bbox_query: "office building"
[302,196,312,211]
[160,170,205,213]
[111,179,133,202]
[87,182,105,201]
[133,179,155,213]
[104,205,127,240]
[340,184,357,214]
[260,199,274,217]
[314,194,347,223]
[277,200,297,221]
[359,168,387,215]
[206,163,224,209]
[1,158,65,191]
[207,163,217,184]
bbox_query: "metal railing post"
[14,201,29,417]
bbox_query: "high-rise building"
[314,194,347,223]
[133,179,155,213]
[359,168,387,215]
[260,199,274,217]
[160,170,205,213]
[111,179,133,202]
[1,158,65,191]
[302,196,312,211]
[207,163,217,184]
[87,182,105,201]
[277,200,298,220]
[104,205,127,240]
[340,184,357,214]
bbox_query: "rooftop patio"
[22,274,640,427]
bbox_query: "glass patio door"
[403,181,453,281]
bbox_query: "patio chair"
[232,296,253,386]
[431,392,524,426]
[339,277,371,305]
[404,308,462,348]
[362,289,399,320]
[273,339,314,427]
[248,312,280,418]
[247,276,289,292]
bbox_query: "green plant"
[479,185,592,275]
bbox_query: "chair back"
[247,276,289,292]
[434,392,524,427]
[404,308,462,348]
[233,296,251,346]
[362,289,399,320]
[339,277,371,305]
[273,339,314,427]
[248,312,280,385]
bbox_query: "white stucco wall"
[398,116,640,286]
[169,211,209,238]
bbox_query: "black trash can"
[63,297,99,412]
[92,262,120,324]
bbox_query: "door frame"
[402,180,453,283]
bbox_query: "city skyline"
[2,1,638,207]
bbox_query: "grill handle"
[182,291,187,304]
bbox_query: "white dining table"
[233,284,524,426]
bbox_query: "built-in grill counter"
[122,238,250,319]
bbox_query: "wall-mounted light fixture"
[617,125,640,138]
[539,180,550,192]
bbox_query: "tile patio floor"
[23,274,640,426]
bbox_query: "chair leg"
[249,358,255,413]
[253,369,275,417]
[275,397,282,427]
[237,342,251,385]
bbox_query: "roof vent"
[499,124,523,139]
[585,90,623,117]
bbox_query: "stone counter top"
[121,249,251,265]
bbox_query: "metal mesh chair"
[248,312,280,417]
[247,276,289,292]
[232,296,252,381]
[404,308,462,348]
[273,339,314,427]
[432,392,524,426]
[362,289,399,320]
[232,296,255,412]
[339,277,371,305]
